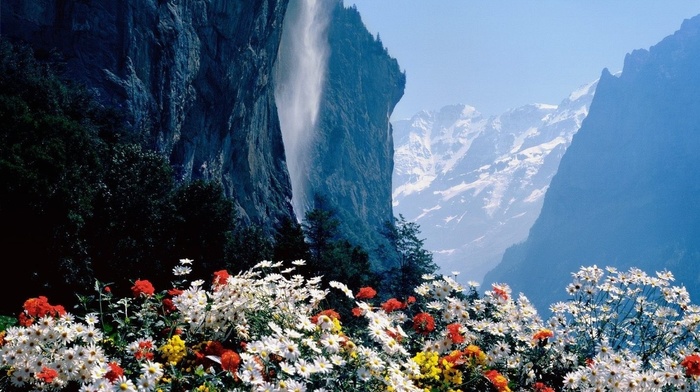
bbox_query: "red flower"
[351,307,363,317]
[381,298,405,313]
[104,286,111,293]
[446,323,464,344]
[205,341,226,357]
[213,270,231,286]
[133,340,155,361]
[36,367,58,383]
[168,288,183,296]
[221,350,241,373]
[131,279,155,297]
[491,284,509,301]
[19,296,66,326]
[356,286,377,299]
[534,382,555,392]
[162,298,176,313]
[412,312,435,335]
[105,362,124,382]
[682,354,700,377]
[406,296,416,304]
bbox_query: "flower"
[682,354,700,377]
[105,361,124,382]
[446,322,464,344]
[35,367,58,383]
[212,269,231,286]
[160,335,187,365]
[220,350,241,373]
[131,279,155,297]
[381,298,405,313]
[484,369,511,392]
[356,286,377,299]
[412,312,435,335]
[532,328,553,341]
[18,296,66,326]
[491,284,509,301]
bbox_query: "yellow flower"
[160,335,187,365]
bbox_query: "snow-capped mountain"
[392,79,597,284]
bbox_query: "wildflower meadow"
[2,259,700,391]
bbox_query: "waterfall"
[275,0,333,221]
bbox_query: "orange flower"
[682,354,700,377]
[442,350,465,366]
[463,344,487,365]
[381,298,405,313]
[221,350,241,373]
[484,369,511,392]
[36,367,58,383]
[532,328,554,341]
[131,279,155,297]
[412,312,435,335]
[446,323,464,344]
[356,286,377,299]
[351,307,363,317]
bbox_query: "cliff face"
[310,3,405,265]
[483,15,700,313]
[1,0,294,227]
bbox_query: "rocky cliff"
[2,0,404,269]
[1,0,295,227]
[309,2,405,265]
[483,14,700,313]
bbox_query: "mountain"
[1,0,295,228]
[392,80,596,283]
[1,0,401,254]
[310,3,405,266]
[0,0,403,312]
[482,14,700,314]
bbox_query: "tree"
[171,180,236,280]
[272,216,310,264]
[227,223,274,273]
[86,143,176,293]
[382,214,437,299]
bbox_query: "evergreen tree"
[171,180,236,280]
[227,223,274,273]
[382,214,438,299]
[272,216,310,264]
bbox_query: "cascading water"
[275,0,333,221]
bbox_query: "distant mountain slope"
[392,80,596,283]
[483,14,700,313]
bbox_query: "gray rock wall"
[1,0,294,227]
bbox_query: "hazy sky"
[343,1,700,120]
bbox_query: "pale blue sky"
[343,1,700,120]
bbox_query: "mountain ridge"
[392,79,597,283]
